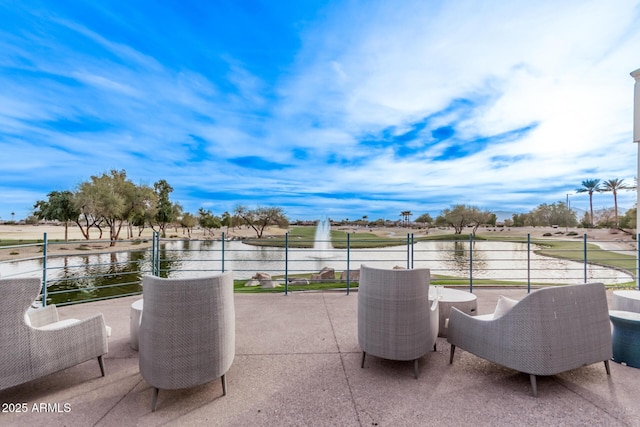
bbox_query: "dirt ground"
[0,223,281,241]
[342,224,635,245]
[0,224,295,261]
[0,223,635,262]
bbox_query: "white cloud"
[71,71,141,97]
[1,0,640,221]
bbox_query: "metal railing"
[1,231,638,306]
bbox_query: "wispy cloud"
[1,0,639,221]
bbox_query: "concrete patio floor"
[1,288,639,426]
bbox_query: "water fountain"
[313,217,333,256]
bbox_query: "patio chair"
[138,272,235,411]
[447,283,612,396]
[0,278,108,391]
[358,265,439,379]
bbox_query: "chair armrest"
[428,298,439,345]
[34,318,81,330]
[448,306,583,375]
[429,295,439,313]
[429,297,439,324]
[27,305,59,328]
[447,307,507,359]
[31,313,109,361]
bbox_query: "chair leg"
[604,360,611,375]
[449,345,456,364]
[414,359,419,379]
[433,342,437,352]
[151,388,159,412]
[361,351,366,368]
[97,355,105,377]
[529,374,538,397]
[221,374,227,396]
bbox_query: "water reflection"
[46,249,149,304]
[452,241,468,270]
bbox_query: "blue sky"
[1,1,640,222]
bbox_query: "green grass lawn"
[232,274,602,293]
[0,239,45,246]
[244,227,412,248]
[526,239,636,275]
[233,269,579,291]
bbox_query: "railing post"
[151,230,156,275]
[346,233,351,295]
[411,233,415,269]
[41,232,48,307]
[154,231,161,276]
[151,231,155,276]
[469,233,473,292]
[284,233,289,296]
[157,231,161,276]
[583,233,588,283]
[406,234,410,269]
[221,232,225,273]
[527,233,531,293]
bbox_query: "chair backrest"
[0,278,41,385]
[495,282,611,374]
[0,277,40,328]
[358,265,432,361]
[139,272,235,390]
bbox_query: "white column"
[633,69,640,142]
[632,69,640,289]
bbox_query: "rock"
[260,280,279,289]
[288,278,310,285]
[340,269,360,281]
[253,272,271,281]
[244,280,261,287]
[252,272,278,289]
[393,265,406,270]
[310,267,335,283]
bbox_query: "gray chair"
[0,278,108,391]
[358,265,439,378]
[448,283,612,396]
[139,273,235,411]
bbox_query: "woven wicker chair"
[358,265,439,379]
[0,278,108,391]
[448,283,612,396]
[139,273,235,411]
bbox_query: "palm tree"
[601,179,631,228]
[400,211,412,227]
[576,179,601,227]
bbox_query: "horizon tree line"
[31,169,288,244]
[27,170,638,241]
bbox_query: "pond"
[1,239,632,304]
